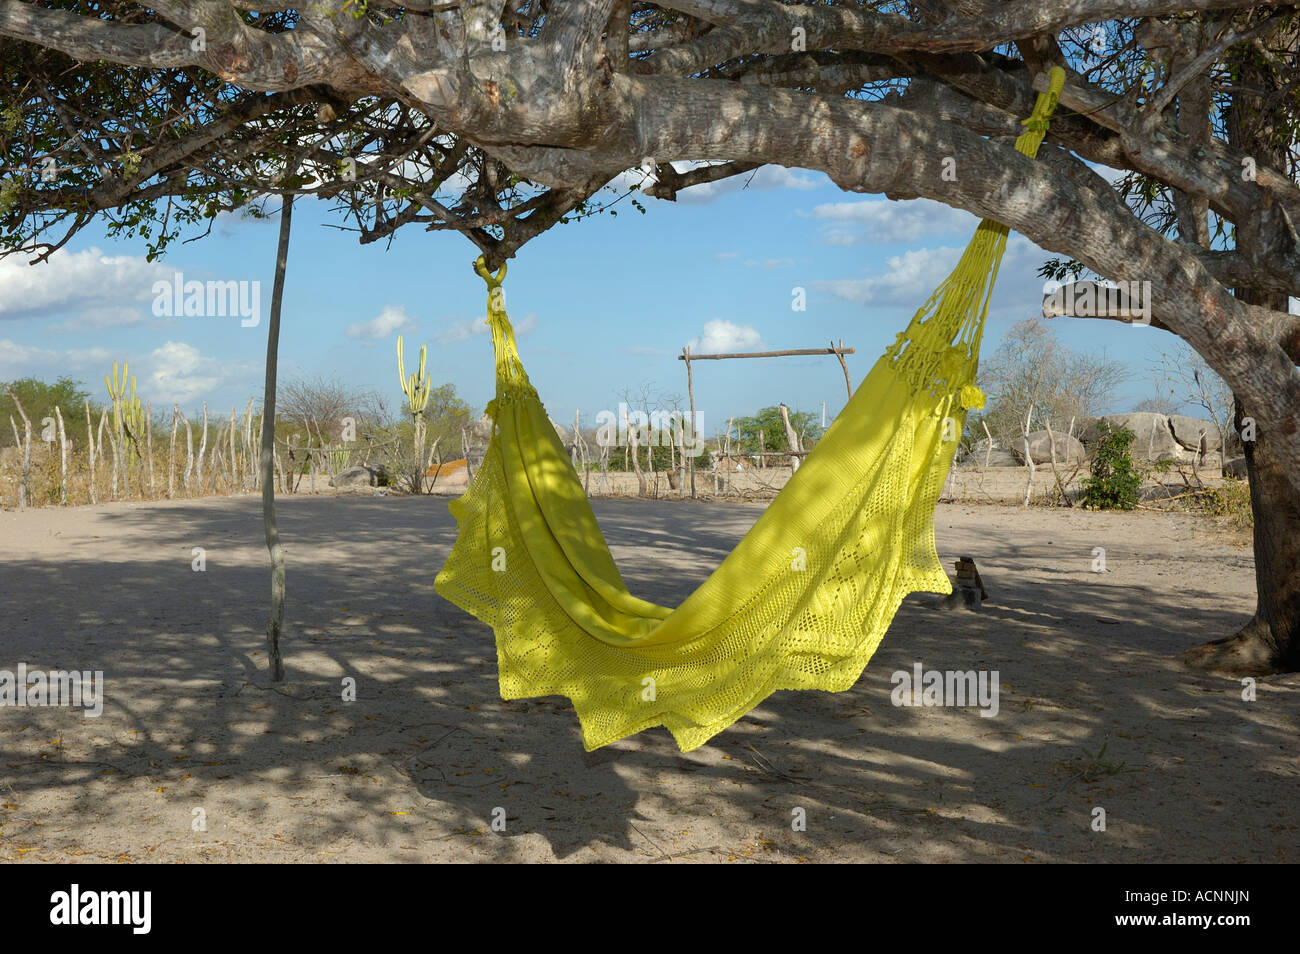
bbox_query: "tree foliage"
[0,374,92,446]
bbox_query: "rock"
[1010,430,1085,465]
[962,438,1018,467]
[330,465,381,488]
[1168,415,1224,453]
[1223,456,1249,479]
[1082,413,1183,461]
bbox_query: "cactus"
[396,335,431,417]
[106,361,146,459]
[396,335,433,492]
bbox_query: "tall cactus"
[397,334,432,492]
[397,335,431,417]
[106,360,146,467]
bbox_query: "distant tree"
[1145,341,1235,448]
[978,318,1128,446]
[278,375,383,443]
[731,406,822,454]
[424,383,475,453]
[1133,396,1180,417]
[0,376,92,448]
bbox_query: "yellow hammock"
[435,69,1065,751]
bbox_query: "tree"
[732,406,822,454]
[977,317,1129,446]
[0,375,91,447]
[279,374,383,442]
[424,382,475,454]
[1136,339,1238,460]
[2,1,1299,671]
[260,184,294,682]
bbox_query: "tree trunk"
[1184,31,1300,674]
[260,190,294,682]
[1185,390,1300,673]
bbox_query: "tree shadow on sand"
[1,495,1294,861]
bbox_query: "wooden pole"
[683,346,696,500]
[146,402,155,498]
[835,340,852,400]
[169,404,178,499]
[676,346,856,361]
[6,385,31,509]
[260,189,295,682]
[85,400,96,505]
[197,402,208,493]
[54,404,68,504]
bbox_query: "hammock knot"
[959,384,986,410]
[474,255,508,288]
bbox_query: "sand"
[1,493,1296,863]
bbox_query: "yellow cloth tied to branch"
[435,69,1065,751]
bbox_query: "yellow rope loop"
[474,255,507,287]
[473,256,532,398]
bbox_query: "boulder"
[1168,415,1224,453]
[330,464,381,488]
[962,438,1018,467]
[1010,430,1086,465]
[1082,413,1182,461]
[1222,456,1249,479]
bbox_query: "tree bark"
[1184,26,1300,674]
[261,191,294,682]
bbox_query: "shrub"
[1081,421,1143,510]
[1201,476,1254,531]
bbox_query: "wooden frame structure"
[678,340,855,499]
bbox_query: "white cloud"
[434,312,536,346]
[805,197,977,244]
[811,236,1049,314]
[713,251,739,261]
[687,319,764,354]
[0,338,115,379]
[0,247,171,323]
[813,246,963,306]
[763,258,794,270]
[346,304,415,340]
[146,341,224,406]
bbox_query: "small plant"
[1202,475,1254,531]
[1078,742,1140,780]
[1080,421,1142,510]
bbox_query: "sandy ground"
[0,492,1296,863]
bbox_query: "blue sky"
[1,163,1195,434]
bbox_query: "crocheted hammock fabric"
[435,69,1065,751]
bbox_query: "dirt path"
[0,494,1294,862]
